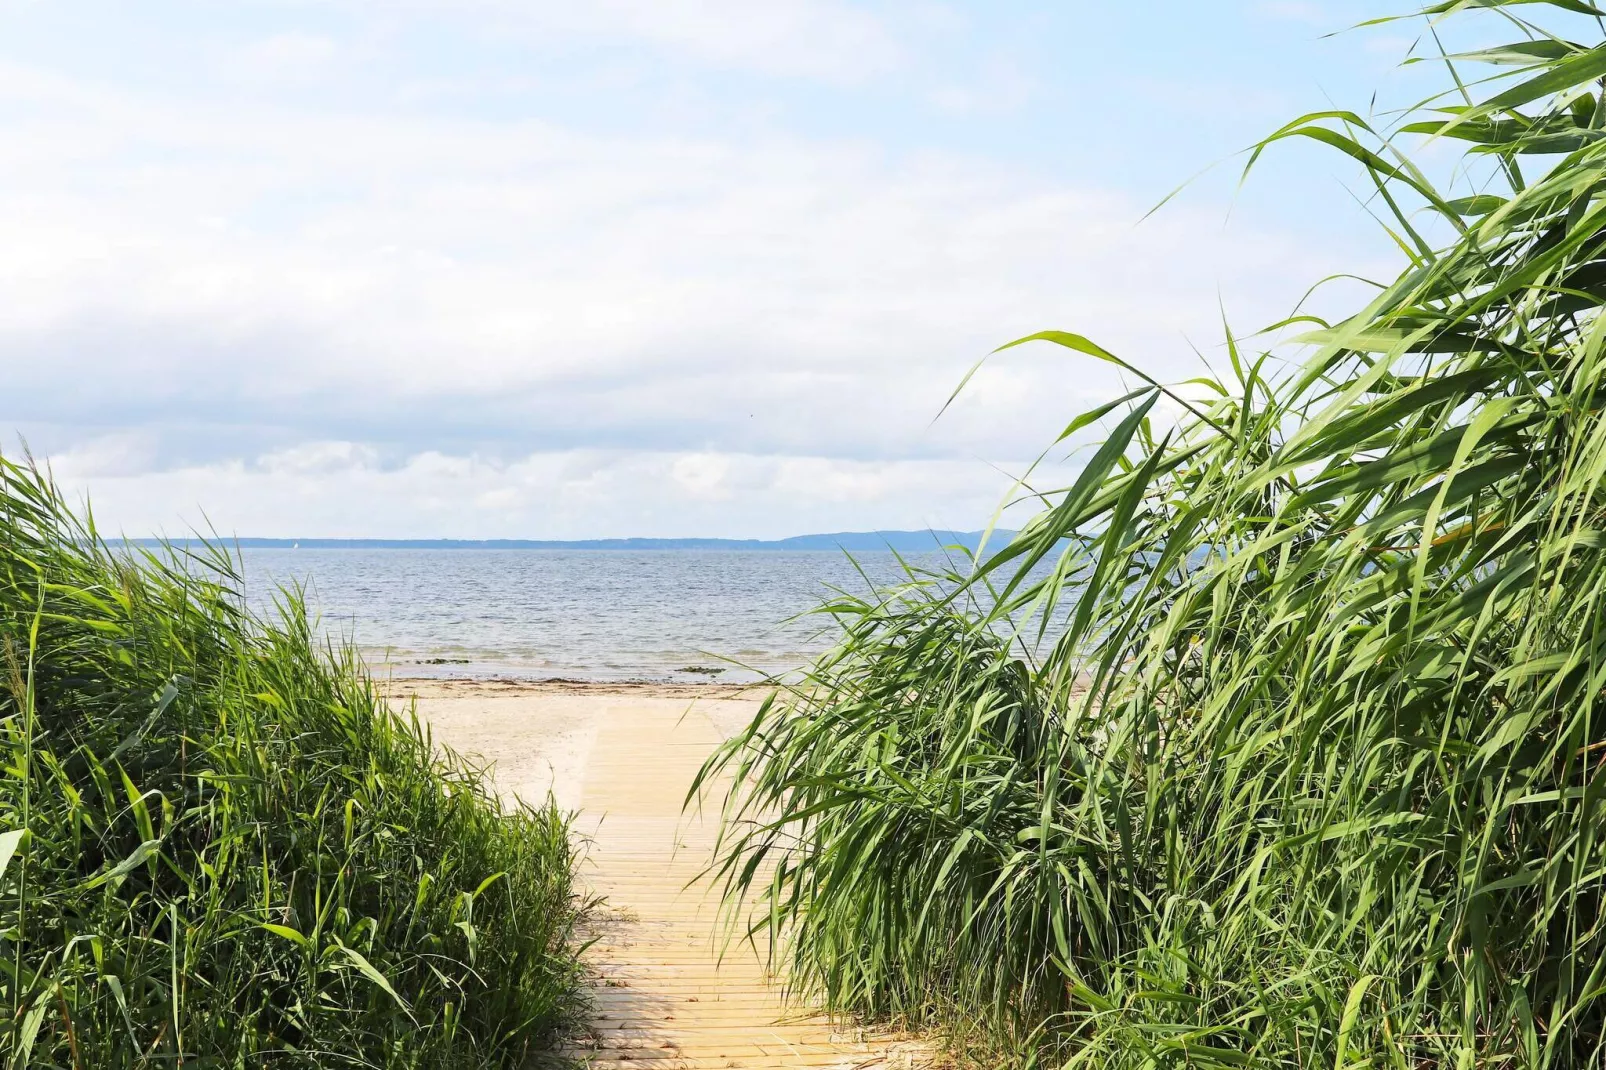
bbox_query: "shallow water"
[239,547,972,683]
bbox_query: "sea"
[238,548,977,683]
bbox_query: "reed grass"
[0,455,583,1068]
[699,2,1606,1065]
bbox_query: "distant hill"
[122,530,1013,552]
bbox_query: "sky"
[3,0,1449,538]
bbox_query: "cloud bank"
[1,2,1389,537]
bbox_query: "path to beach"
[394,679,927,1070]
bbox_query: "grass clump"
[0,456,583,1067]
[701,2,1606,1066]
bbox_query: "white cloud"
[49,443,1062,540]
[259,440,379,475]
[234,33,340,81]
[332,0,904,84]
[928,57,1033,116]
[42,431,158,478]
[671,453,736,500]
[0,10,1391,536]
[0,69,1363,428]
[566,0,903,83]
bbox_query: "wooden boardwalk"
[564,692,926,1070]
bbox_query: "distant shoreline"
[115,529,1009,552]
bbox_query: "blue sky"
[4,1,1458,537]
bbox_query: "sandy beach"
[386,677,763,811]
[388,676,925,1069]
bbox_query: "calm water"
[239,548,970,683]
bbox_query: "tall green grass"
[700,2,1606,1066]
[0,455,582,1068]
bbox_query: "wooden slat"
[415,688,926,1069]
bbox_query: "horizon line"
[112,528,1013,550]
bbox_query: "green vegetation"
[0,457,582,1067]
[701,3,1606,1066]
